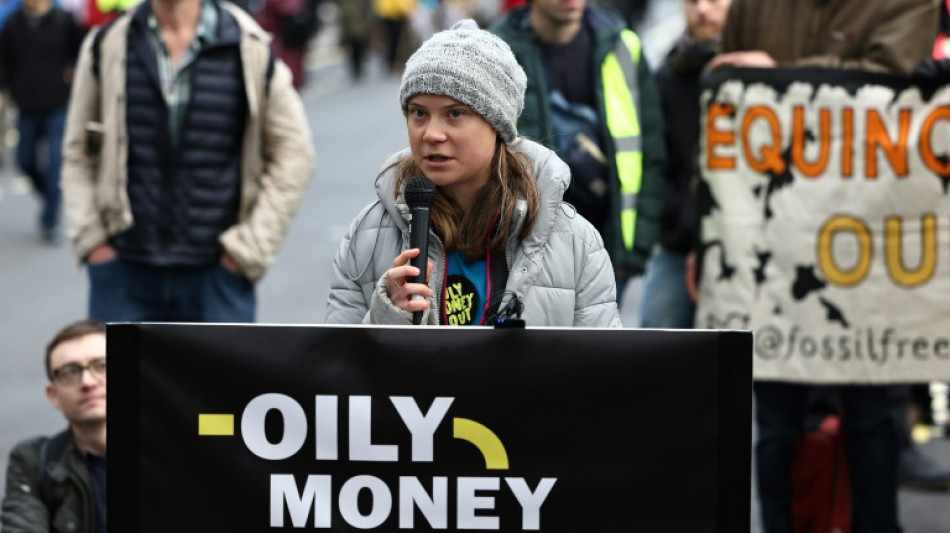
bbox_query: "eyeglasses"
[51,358,107,386]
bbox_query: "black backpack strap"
[265,48,275,97]
[91,17,120,79]
[38,430,69,511]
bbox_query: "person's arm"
[572,222,623,328]
[1,440,51,533]
[367,248,434,325]
[789,0,937,74]
[326,207,375,324]
[719,0,746,54]
[69,15,87,64]
[325,204,433,325]
[61,30,109,264]
[0,19,16,91]
[218,58,316,282]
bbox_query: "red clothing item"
[86,0,119,27]
[935,0,950,59]
[502,0,526,13]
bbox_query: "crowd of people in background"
[2,0,950,532]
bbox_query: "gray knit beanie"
[399,19,527,144]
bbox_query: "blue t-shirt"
[444,251,488,326]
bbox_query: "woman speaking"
[326,20,620,328]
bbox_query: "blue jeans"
[88,258,256,322]
[639,245,695,328]
[754,382,899,533]
[17,107,67,231]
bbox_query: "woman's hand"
[385,249,434,313]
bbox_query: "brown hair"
[45,319,106,380]
[392,141,540,258]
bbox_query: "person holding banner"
[1,320,106,533]
[326,19,621,327]
[705,0,938,531]
[639,0,730,328]
[709,0,935,74]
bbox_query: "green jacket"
[1,430,96,533]
[491,5,666,276]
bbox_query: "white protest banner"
[698,67,950,383]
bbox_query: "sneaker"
[899,445,950,491]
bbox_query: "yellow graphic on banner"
[453,417,509,470]
[198,414,235,436]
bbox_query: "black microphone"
[404,176,436,325]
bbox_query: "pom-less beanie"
[398,19,528,144]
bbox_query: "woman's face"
[407,94,498,210]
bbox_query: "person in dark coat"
[1,320,107,533]
[638,0,729,328]
[0,0,84,243]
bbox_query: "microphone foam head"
[405,175,437,208]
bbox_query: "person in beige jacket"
[61,0,315,322]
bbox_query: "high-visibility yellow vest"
[600,30,642,252]
[96,0,140,14]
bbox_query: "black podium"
[108,325,751,532]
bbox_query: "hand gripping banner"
[107,324,750,531]
[698,66,950,383]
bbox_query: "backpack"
[281,0,321,48]
[548,88,610,213]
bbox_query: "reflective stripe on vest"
[601,30,642,252]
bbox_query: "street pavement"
[1,3,949,530]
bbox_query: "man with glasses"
[1,320,106,533]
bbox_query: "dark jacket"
[491,5,666,276]
[0,7,84,113]
[1,431,96,533]
[654,37,717,253]
[113,1,247,267]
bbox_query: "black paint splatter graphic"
[791,265,827,301]
[753,249,772,286]
[701,239,737,281]
[934,154,950,194]
[705,312,750,329]
[818,296,850,328]
[695,176,720,219]
[762,148,795,220]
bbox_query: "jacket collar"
[130,0,241,47]
[374,138,569,256]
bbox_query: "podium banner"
[698,67,950,383]
[108,324,750,532]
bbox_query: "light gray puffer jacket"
[325,139,622,327]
